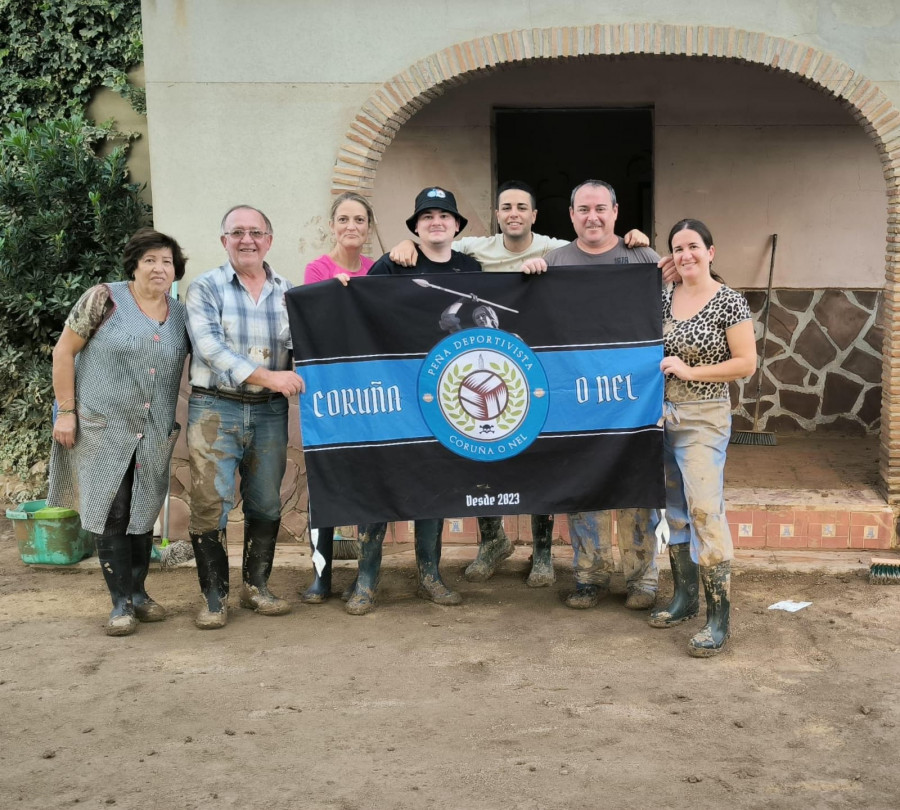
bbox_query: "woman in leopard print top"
[649,219,756,658]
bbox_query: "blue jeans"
[663,399,734,567]
[568,508,659,592]
[187,392,288,533]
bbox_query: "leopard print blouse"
[661,283,752,402]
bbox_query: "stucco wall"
[140,1,900,286]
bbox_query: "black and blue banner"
[286,266,665,528]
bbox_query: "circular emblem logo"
[418,328,549,461]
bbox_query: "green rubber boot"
[346,524,385,615]
[649,544,699,627]
[526,514,555,587]
[688,562,731,657]
[416,519,462,605]
[464,516,514,582]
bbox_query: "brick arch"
[331,24,900,502]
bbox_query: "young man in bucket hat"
[370,186,482,276]
[343,186,481,615]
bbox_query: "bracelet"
[57,398,76,409]
[57,409,77,415]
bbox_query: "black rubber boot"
[464,516,514,582]
[190,529,230,629]
[649,544,700,628]
[95,533,137,636]
[416,519,462,605]
[346,523,386,615]
[129,531,166,622]
[526,514,555,587]
[240,518,291,616]
[301,526,334,604]
[689,561,732,657]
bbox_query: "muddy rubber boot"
[464,517,514,582]
[416,519,462,606]
[625,588,657,610]
[346,524,385,615]
[526,514,555,587]
[689,561,731,657]
[95,533,138,636]
[649,544,700,628]
[341,576,358,602]
[240,519,291,616]
[301,527,334,604]
[191,530,229,629]
[564,583,607,610]
[129,531,166,622]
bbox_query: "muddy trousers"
[663,400,734,567]
[567,509,659,593]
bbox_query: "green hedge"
[0,0,144,125]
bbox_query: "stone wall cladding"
[733,288,883,435]
[327,22,900,500]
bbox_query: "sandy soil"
[1,533,898,810]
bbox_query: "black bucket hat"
[405,187,468,234]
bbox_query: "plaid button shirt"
[185,261,293,393]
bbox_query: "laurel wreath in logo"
[440,359,527,434]
[490,360,526,431]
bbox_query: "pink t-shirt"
[304,254,374,284]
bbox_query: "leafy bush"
[0,113,150,485]
[0,0,144,125]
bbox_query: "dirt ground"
[1,533,899,810]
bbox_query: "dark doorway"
[494,108,653,243]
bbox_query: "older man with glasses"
[185,205,305,630]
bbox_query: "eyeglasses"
[223,229,270,240]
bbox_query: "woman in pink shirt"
[301,192,377,604]
[303,192,376,286]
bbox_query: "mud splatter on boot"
[564,583,607,610]
[649,544,699,627]
[191,530,229,629]
[341,576,358,602]
[689,561,731,657]
[526,514,555,587]
[130,532,166,622]
[95,533,137,636]
[464,517,513,582]
[624,588,656,610]
[416,519,462,605]
[240,519,291,616]
[346,524,385,615]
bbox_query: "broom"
[333,527,360,560]
[731,233,778,446]
[869,557,900,584]
[153,482,195,569]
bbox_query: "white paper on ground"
[768,600,812,612]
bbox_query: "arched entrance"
[329,24,900,502]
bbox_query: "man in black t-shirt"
[369,186,482,277]
[347,187,480,616]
